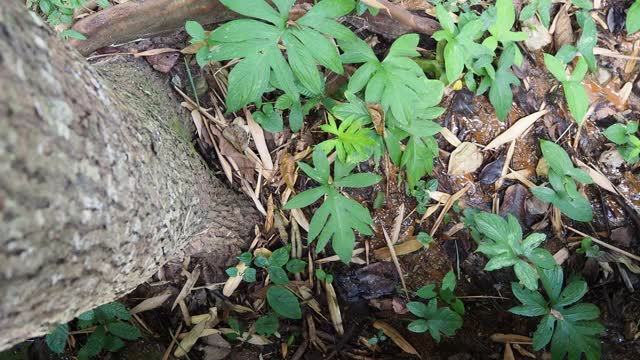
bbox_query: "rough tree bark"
[0,2,259,350]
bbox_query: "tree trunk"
[0,2,258,350]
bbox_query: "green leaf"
[267,286,302,319]
[527,248,557,269]
[604,123,629,145]
[474,212,510,244]
[561,303,600,322]
[435,4,457,34]
[489,61,520,121]
[408,319,429,333]
[444,41,464,83]
[416,285,437,299]
[226,53,271,112]
[107,322,141,340]
[484,253,519,271]
[60,29,87,40]
[269,266,289,285]
[269,247,290,267]
[243,267,257,282]
[333,173,382,188]
[286,259,307,273]
[532,314,555,350]
[531,186,558,203]
[540,140,575,175]
[237,252,253,265]
[514,260,539,290]
[318,115,376,163]
[301,0,355,20]
[78,310,95,321]
[185,20,206,41]
[97,302,130,321]
[510,282,547,309]
[292,27,343,74]
[555,45,578,63]
[45,324,68,354]
[539,266,563,303]
[555,280,588,308]
[401,136,438,187]
[543,53,567,81]
[209,19,280,42]
[282,33,325,96]
[407,301,430,318]
[283,186,328,209]
[522,233,547,254]
[255,313,279,336]
[219,0,283,26]
[577,16,598,72]
[564,81,589,125]
[103,334,125,352]
[441,271,456,292]
[628,0,640,34]
[78,327,106,360]
[253,104,284,133]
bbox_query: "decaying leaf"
[448,142,484,176]
[373,320,418,355]
[222,262,247,297]
[130,289,172,315]
[174,314,210,357]
[367,103,386,135]
[324,280,344,335]
[485,110,547,150]
[374,238,423,259]
[553,4,574,51]
[172,266,201,311]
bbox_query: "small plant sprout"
[469,212,556,290]
[407,272,464,342]
[509,266,603,360]
[283,147,381,263]
[543,54,590,125]
[531,140,594,222]
[576,238,605,259]
[603,121,640,164]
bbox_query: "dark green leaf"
[267,286,302,319]
[45,324,68,354]
[555,280,588,308]
[269,266,289,285]
[416,285,437,299]
[514,260,539,290]
[527,248,557,269]
[107,322,141,340]
[243,267,257,282]
[269,247,290,267]
[255,313,279,336]
[283,186,328,209]
[285,259,307,273]
[532,314,555,350]
[78,327,106,360]
[103,334,125,352]
[226,53,271,112]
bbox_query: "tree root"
[70,0,440,56]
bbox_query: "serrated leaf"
[267,286,301,319]
[555,280,588,308]
[522,233,547,254]
[107,322,141,340]
[45,324,68,354]
[78,327,106,360]
[484,253,519,271]
[103,334,125,352]
[533,314,555,350]
[539,266,563,303]
[292,27,343,74]
[96,302,130,321]
[226,53,271,112]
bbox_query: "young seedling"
[283,147,381,263]
[509,266,603,360]
[46,302,140,359]
[531,140,594,222]
[629,0,640,34]
[468,212,556,290]
[519,0,552,28]
[318,113,377,164]
[603,121,640,164]
[576,238,605,259]
[543,54,590,125]
[407,272,464,342]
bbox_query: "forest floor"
[3,0,640,359]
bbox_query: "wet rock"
[500,184,528,223]
[451,90,475,117]
[336,262,399,302]
[611,226,634,248]
[478,157,505,185]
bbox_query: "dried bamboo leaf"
[172,266,201,311]
[374,238,423,260]
[323,281,344,335]
[174,314,210,357]
[440,127,462,147]
[372,320,418,355]
[222,262,247,297]
[485,110,548,150]
[553,5,574,51]
[490,333,533,344]
[130,289,172,314]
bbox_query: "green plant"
[367,329,387,345]
[531,140,594,222]
[576,238,605,259]
[318,113,377,164]
[509,266,603,360]
[283,148,381,263]
[28,0,109,27]
[255,313,280,336]
[315,268,334,283]
[45,302,140,359]
[408,179,438,214]
[407,273,464,342]
[267,286,302,319]
[603,121,640,164]
[468,212,556,290]
[519,0,552,28]
[356,0,379,16]
[629,0,640,34]
[186,0,359,131]
[416,270,465,315]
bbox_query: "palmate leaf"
[204,0,355,115]
[511,266,603,360]
[318,114,376,164]
[407,298,463,342]
[283,148,380,263]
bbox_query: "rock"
[522,18,551,51]
[448,142,484,176]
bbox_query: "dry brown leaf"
[367,103,386,135]
[503,342,515,360]
[373,321,418,355]
[553,4,574,51]
[512,343,536,358]
[374,238,423,259]
[316,248,365,264]
[245,109,274,179]
[448,142,484,175]
[280,151,297,190]
[174,314,210,357]
[324,281,344,335]
[291,208,310,232]
[222,262,247,297]
[554,248,569,265]
[431,185,470,237]
[574,158,616,193]
[130,289,172,315]
[485,110,548,150]
[181,42,205,55]
[490,333,533,344]
[382,228,409,298]
[440,127,462,147]
[172,266,201,311]
[390,203,405,244]
[134,47,180,57]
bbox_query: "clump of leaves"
[603,121,640,164]
[318,113,377,164]
[519,0,552,28]
[576,238,605,259]
[367,329,387,345]
[416,270,465,315]
[531,140,594,222]
[543,54,590,125]
[283,148,381,263]
[629,0,640,34]
[408,179,438,215]
[406,272,464,342]
[509,266,603,360]
[571,0,598,72]
[45,302,140,359]
[468,212,556,290]
[28,0,109,27]
[186,0,358,131]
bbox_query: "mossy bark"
[0,3,258,350]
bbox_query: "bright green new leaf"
[629,0,640,34]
